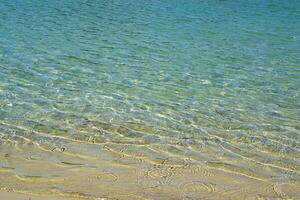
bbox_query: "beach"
[0,0,299,199]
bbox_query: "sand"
[0,191,77,200]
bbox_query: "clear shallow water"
[0,0,300,199]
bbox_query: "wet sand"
[0,191,76,200]
[1,122,299,199]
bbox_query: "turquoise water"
[0,0,300,199]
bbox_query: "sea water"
[0,0,299,199]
